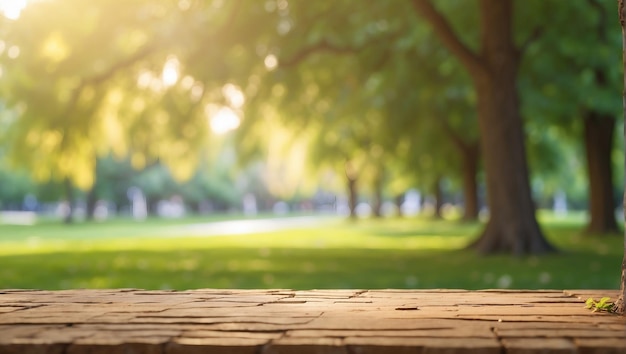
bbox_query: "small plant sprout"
[585,297,616,313]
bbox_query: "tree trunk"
[583,111,619,235]
[347,176,358,219]
[615,0,626,316]
[85,186,97,221]
[345,161,358,220]
[440,120,480,221]
[63,178,74,224]
[86,156,100,221]
[371,168,384,218]
[461,143,479,221]
[395,193,405,218]
[411,0,555,254]
[470,1,554,254]
[433,177,443,219]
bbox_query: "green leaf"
[585,297,615,313]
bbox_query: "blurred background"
[0,0,623,290]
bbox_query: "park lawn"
[0,211,622,291]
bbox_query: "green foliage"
[232,0,482,202]
[0,0,159,188]
[0,0,240,189]
[585,297,616,313]
[90,154,242,211]
[0,0,622,235]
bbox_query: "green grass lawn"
[0,211,622,290]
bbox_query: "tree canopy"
[0,0,623,256]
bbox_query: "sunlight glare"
[209,106,240,135]
[7,45,20,59]
[0,0,26,20]
[264,54,278,71]
[222,83,245,108]
[161,56,180,88]
[180,75,195,91]
[137,70,153,89]
[190,83,204,101]
[41,33,69,62]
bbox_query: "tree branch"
[199,0,244,42]
[439,118,472,152]
[86,44,157,86]
[369,49,392,73]
[279,29,403,68]
[279,39,358,68]
[409,0,486,79]
[60,43,157,126]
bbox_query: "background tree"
[0,0,177,221]
[411,0,555,254]
[381,51,481,220]
[0,0,621,270]
[0,0,246,222]
[522,0,622,236]
[580,0,621,235]
[232,1,485,221]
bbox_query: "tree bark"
[615,0,626,316]
[411,0,555,254]
[583,111,619,235]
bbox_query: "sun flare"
[161,56,180,88]
[0,0,27,20]
[210,107,241,135]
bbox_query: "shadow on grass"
[355,218,483,238]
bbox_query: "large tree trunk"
[412,0,555,254]
[615,0,626,316]
[470,1,555,254]
[583,111,619,235]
